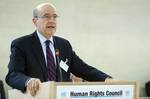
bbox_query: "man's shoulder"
[11,32,35,45]
[53,36,70,43]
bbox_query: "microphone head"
[55,49,59,56]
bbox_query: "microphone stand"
[55,49,62,82]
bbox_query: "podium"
[8,81,139,99]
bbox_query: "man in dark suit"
[5,2,111,96]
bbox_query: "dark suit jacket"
[146,81,150,96]
[6,31,111,92]
[0,80,6,99]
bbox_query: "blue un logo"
[61,92,67,97]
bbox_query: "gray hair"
[33,3,57,18]
[33,8,38,18]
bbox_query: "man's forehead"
[39,9,57,16]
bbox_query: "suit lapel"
[53,37,59,53]
[31,32,48,81]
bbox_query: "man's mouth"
[47,26,55,28]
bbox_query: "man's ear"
[32,18,36,25]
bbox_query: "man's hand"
[26,78,41,96]
[70,73,83,82]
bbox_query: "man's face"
[33,5,57,38]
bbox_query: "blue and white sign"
[56,84,136,99]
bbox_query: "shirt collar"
[36,30,54,45]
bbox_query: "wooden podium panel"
[8,81,138,99]
[8,82,55,99]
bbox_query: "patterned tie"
[45,40,56,81]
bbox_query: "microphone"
[55,49,63,82]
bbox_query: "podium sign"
[56,82,138,99]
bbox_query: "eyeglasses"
[35,14,59,20]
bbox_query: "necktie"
[45,40,56,81]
